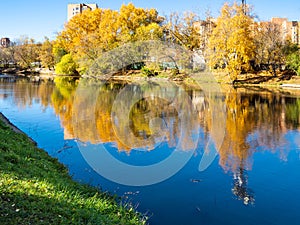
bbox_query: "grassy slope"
[0,118,145,225]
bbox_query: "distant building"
[270,17,299,44]
[1,37,10,48]
[291,21,299,44]
[67,3,98,21]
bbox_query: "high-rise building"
[67,3,98,21]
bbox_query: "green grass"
[0,118,146,225]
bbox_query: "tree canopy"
[55,3,164,74]
[207,3,255,81]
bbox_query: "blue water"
[0,76,300,225]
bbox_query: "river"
[0,75,300,225]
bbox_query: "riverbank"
[0,113,145,225]
[213,70,300,87]
[2,68,300,89]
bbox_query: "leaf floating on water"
[124,191,140,195]
[190,179,203,183]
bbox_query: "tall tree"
[253,22,286,75]
[39,37,55,69]
[0,48,11,67]
[207,3,255,82]
[117,3,163,43]
[14,37,41,69]
[165,12,202,51]
[55,3,163,74]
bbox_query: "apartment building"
[291,21,299,44]
[270,17,300,44]
[67,3,98,21]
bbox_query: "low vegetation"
[0,116,145,225]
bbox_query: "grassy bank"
[0,114,145,225]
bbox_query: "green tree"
[286,51,300,75]
[55,54,78,75]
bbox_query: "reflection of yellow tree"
[54,80,200,153]
[93,82,199,152]
[215,88,295,172]
[219,88,256,172]
[51,77,78,139]
[49,79,297,161]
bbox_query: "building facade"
[67,3,98,21]
[270,17,300,45]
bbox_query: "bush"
[141,66,155,76]
[55,54,79,75]
[286,51,300,76]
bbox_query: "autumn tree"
[55,3,163,74]
[52,40,68,64]
[57,8,119,60]
[117,3,163,42]
[39,37,55,69]
[14,37,41,69]
[165,12,202,51]
[0,48,11,67]
[253,22,286,75]
[207,3,255,82]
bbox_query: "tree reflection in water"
[3,77,300,205]
[232,166,255,205]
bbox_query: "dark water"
[0,75,300,225]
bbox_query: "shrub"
[55,54,79,75]
[286,51,300,76]
[141,66,155,76]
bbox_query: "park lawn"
[0,117,145,225]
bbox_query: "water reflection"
[1,77,300,205]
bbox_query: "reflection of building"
[67,3,98,21]
[1,37,10,48]
[232,166,255,205]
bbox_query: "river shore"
[0,113,145,225]
[1,69,300,89]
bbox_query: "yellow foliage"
[207,3,255,81]
[54,3,163,71]
[166,12,202,51]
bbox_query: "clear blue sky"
[1,0,300,42]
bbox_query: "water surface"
[0,75,300,225]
